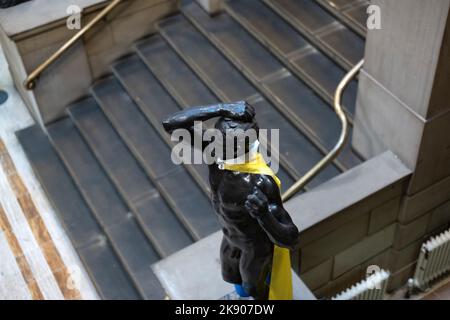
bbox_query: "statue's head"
[215,116,259,161]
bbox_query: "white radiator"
[412,228,450,290]
[332,270,390,300]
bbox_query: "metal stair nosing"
[262,0,358,71]
[133,37,301,190]
[90,77,217,241]
[223,1,356,123]
[46,120,163,299]
[175,9,350,174]
[314,0,368,38]
[156,18,340,187]
[67,101,193,259]
[111,56,211,196]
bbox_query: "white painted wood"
[0,162,64,300]
[0,231,32,300]
[0,46,99,299]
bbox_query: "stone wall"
[0,0,180,126]
[352,0,450,295]
[284,151,412,298]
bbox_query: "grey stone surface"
[387,264,415,292]
[353,71,425,169]
[0,0,179,124]
[368,197,401,235]
[85,0,178,78]
[355,0,450,195]
[393,214,430,250]
[24,41,92,124]
[408,111,450,194]
[364,0,450,119]
[285,150,410,242]
[428,20,450,117]
[399,175,450,224]
[152,232,316,300]
[300,258,333,291]
[196,0,223,14]
[314,265,363,299]
[362,248,393,276]
[299,213,369,272]
[333,224,396,278]
[0,0,108,38]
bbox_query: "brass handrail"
[282,59,364,202]
[23,0,123,90]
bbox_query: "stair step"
[69,98,194,258]
[263,73,361,168]
[158,15,344,187]
[263,0,365,70]
[137,35,219,108]
[225,0,310,58]
[16,125,140,300]
[91,76,219,240]
[113,55,210,195]
[174,9,361,171]
[159,19,257,102]
[135,35,296,190]
[224,0,358,117]
[315,0,368,37]
[47,118,165,299]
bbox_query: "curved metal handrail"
[23,0,123,90]
[282,59,364,202]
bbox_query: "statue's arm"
[245,177,299,249]
[162,101,255,134]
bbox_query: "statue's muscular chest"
[210,169,256,209]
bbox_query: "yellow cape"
[222,153,293,300]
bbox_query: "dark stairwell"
[16,0,368,299]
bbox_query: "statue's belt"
[221,153,293,300]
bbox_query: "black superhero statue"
[163,101,299,299]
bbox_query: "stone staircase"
[17,0,368,299]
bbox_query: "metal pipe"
[282,59,364,202]
[24,0,123,90]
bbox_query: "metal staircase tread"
[91,76,219,241]
[78,238,142,300]
[263,0,365,70]
[112,54,210,194]
[225,0,310,58]
[178,5,361,171]
[68,98,194,258]
[135,35,296,191]
[223,0,357,118]
[16,125,140,300]
[158,14,341,186]
[46,118,164,299]
[315,0,368,37]
[262,74,361,168]
[136,34,219,108]
[158,15,257,102]
[290,51,358,116]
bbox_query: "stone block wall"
[0,0,180,126]
[285,151,412,298]
[287,159,450,298]
[352,0,450,295]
